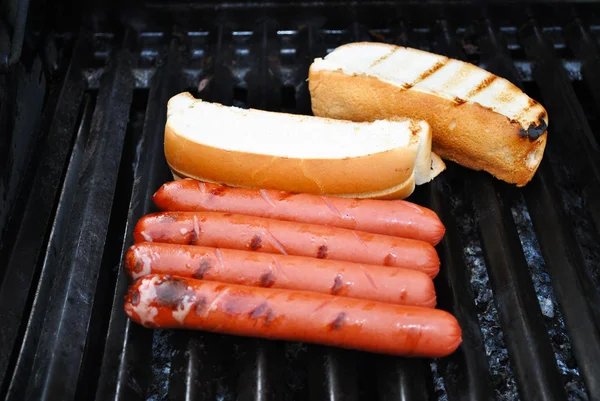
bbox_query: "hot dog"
[125,242,437,307]
[133,212,440,278]
[153,180,446,245]
[124,275,462,358]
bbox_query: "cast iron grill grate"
[0,2,599,400]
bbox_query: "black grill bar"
[308,347,359,401]
[21,31,135,400]
[412,26,495,401]
[523,163,600,398]
[0,34,89,395]
[4,96,96,401]
[564,17,600,115]
[372,355,431,400]
[433,17,568,401]
[520,19,600,237]
[424,178,495,401]
[198,21,236,106]
[472,16,600,399]
[246,18,282,111]
[478,16,600,399]
[94,37,182,400]
[471,175,568,401]
[294,22,325,115]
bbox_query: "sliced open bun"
[309,42,549,187]
[164,92,445,199]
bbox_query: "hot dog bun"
[308,42,549,187]
[164,92,445,199]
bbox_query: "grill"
[1,1,600,400]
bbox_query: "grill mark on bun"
[405,58,449,89]
[465,75,497,99]
[369,48,397,68]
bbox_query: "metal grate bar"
[561,16,600,236]
[372,355,431,401]
[94,38,183,401]
[523,163,600,399]
[520,19,600,237]
[246,17,282,111]
[4,96,96,401]
[21,31,136,401]
[198,21,236,106]
[423,177,495,401]
[471,174,568,401]
[476,16,600,399]
[294,22,325,115]
[523,10,600,324]
[308,347,359,401]
[0,34,89,395]
[434,16,568,401]
[564,17,600,115]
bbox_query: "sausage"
[153,180,446,245]
[126,242,437,307]
[133,212,440,278]
[124,274,462,358]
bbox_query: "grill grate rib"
[1,3,599,401]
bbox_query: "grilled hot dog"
[125,242,437,307]
[124,275,461,358]
[153,179,446,245]
[133,212,440,278]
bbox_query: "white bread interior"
[164,92,445,199]
[309,42,549,186]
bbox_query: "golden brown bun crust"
[309,69,547,187]
[164,124,420,199]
